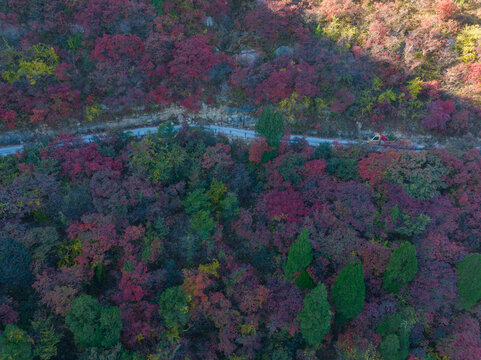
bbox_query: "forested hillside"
[1,1,481,359]
[1,120,480,359]
[1,0,481,137]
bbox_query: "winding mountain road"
[0,124,429,157]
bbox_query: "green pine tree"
[383,242,418,293]
[331,262,365,325]
[284,228,313,279]
[255,106,284,148]
[297,283,332,347]
[456,253,481,309]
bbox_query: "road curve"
[0,124,424,157]
[0,144,23,157]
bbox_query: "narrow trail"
[0,123,455,157]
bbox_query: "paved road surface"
[0,144,23,156]
[0,124,425,157]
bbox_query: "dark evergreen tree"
[383,242,418,293]
[457,253,481,309]
[255,106,284,148]
[297,283,332,347]
[331,262,365,325]
[284,228,313,279]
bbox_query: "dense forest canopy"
[2,0,481,359]
[0,120,480,359]
[1,0,481,137]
